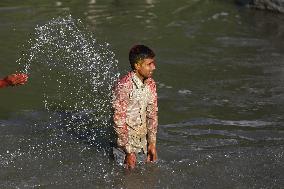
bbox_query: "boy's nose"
[152,63,156,70]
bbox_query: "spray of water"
[2,16,123,185]
[20,15,120,149]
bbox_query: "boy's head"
[129,45,155,70]
[129,45,156,80]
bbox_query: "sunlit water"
[20,16,119,150]
[0,0,284,188]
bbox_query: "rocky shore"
[236,0,284,13]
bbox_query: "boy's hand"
[147,143,157,162]
[5,73,28,86]
[125,152,136,169]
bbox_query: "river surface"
[1,0,284,188]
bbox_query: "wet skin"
[125,58,157,169]
[134,58,156,82]
[0,73,28,88]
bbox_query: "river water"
[0,0,284,188]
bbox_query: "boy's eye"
[150,62,155,66]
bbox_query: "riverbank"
[236,0,284,13]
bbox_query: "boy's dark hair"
[129,45,155,70]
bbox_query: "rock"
[235,0,284,13]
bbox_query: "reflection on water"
[85,0,157,30]
[0,0,284,188]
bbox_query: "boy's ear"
[134,62,140,70]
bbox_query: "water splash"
[20,15,120,149]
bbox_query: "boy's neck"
[134,70,145,83]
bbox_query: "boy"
[113,45,158,169]
[0,73,28,88]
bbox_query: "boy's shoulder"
[115,72,157,90]
[145,77,157,93]
[119,72,133,83]
[115,72,133,91]
[146,77,156,85]
[146,77,156,86]
[117,72,133,86]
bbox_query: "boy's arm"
[113,82,130,149]
[146,80,158,146]
[0,74,28,88]
[0,79,9,88]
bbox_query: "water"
[19,16,119,151]
[1,0,284,188]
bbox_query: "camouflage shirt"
[113,71,158,153]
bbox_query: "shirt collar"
[132,72,146,89]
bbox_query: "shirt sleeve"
[113,81,130,148]
[146,80,158,144]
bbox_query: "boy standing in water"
[113,45,158,169]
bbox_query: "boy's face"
[135,58,156,80]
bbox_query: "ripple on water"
[216,36,270,47]
[159,118,284,150]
